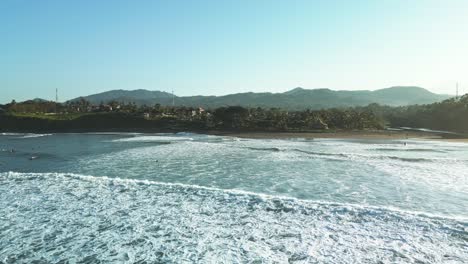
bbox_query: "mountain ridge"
[69,86,451,110]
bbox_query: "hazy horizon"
[2,0,467,103]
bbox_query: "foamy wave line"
[112,136,194,142]
[21,133,53,138]
[371,148,448,153]
[2,171,467,222]
[252,147,464,163]
[1,133,22,136]
[111,133,231,143]
[80,132,144,136]
[0,133,53,138]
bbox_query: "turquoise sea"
[0,133,467,263]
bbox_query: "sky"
[1,0,467,103]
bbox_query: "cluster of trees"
[211,106,382,131]
[369,95,468,132]
[1,95,467,132]
[0,99,383,131]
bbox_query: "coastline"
[210,130,468,142]
[2,127,467,142]
[2,112,467,142]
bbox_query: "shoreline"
[2,129,468,142]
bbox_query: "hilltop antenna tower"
[456,82,459,100]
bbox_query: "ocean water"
[0,133,467,263]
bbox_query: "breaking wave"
[112,135,194,142]
[372,147,448,153]
[1,172,467,263]
[22,133,53,138]
[249,147,464,163]
[0,133,53,138]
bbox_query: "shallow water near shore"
[1,133,467,263]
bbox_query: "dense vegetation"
[0,99,382,132]
[367,95,468,132]
[1,95,467,133]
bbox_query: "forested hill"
[70,86,450,110]
[2,93,468,134]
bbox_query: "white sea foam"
[81,132,144,136]
[71,135,468,219]
[0,133,53,138]
[3,171,467,221]
[0,133,25,136]
[2,135,468,263]
[112,135,194,142]
[1,172,467,263]
[21,133,53,138]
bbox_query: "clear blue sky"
[1,0,467,103]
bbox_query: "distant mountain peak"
[373,86,437,95]
[284,87,306,94]
[380,86,426,91]
[291,87,305,91]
